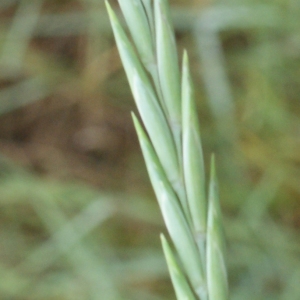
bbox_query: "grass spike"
[107,2,229,300]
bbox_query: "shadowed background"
[1,0,300,299]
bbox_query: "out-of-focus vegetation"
[0,0,300,299]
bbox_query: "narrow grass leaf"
[207,156,228,300]
[182,50,207,248]
[161,234,197,300]
[132,114,205,296]
[154,0,181,143]
[117,0,155,72]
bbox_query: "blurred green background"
[1,0,300,299]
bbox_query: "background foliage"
[0,0,300,299]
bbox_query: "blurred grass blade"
[117,0,155,72]
[132,114,205,296]
[207,156,228,300]
[161,234,197,300]
[182,50,207,242]
[154,0,181,148]
[1,0,43,70]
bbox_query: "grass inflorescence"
[106,1,228,299]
